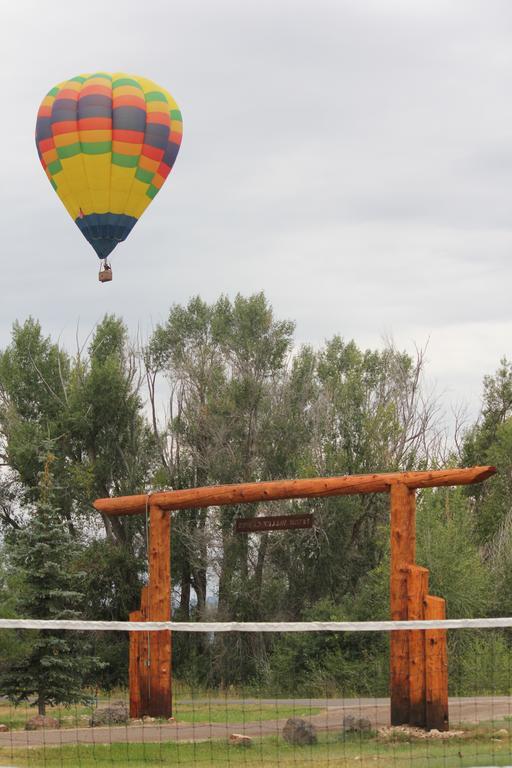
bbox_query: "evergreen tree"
[0,458,102,714]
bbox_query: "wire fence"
[0,618,511,767]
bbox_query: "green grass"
[0,731,511,768]
[0,701,95,731]
[0,699,321,730]
[173,701,321,723]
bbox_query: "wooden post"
[139,587,150,717]
[129,609,142,719]
[147,504,172,718]
[425,595,449,731]
[390,483,416,725]
[406,565,429,727]
[129,586,150,718]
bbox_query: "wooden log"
[390,483,416,725]
[406,565,429,727]
[93,466,496,516]
[128,587,151,718]
[425,595,449,731]
[129,609,143,719]
[131,587,151,717]
[139,587,150,717]
[147,504,172,718]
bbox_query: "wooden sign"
[235,513,313,533]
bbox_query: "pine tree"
[0,458,102,715]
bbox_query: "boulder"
[282,717,317,746]
[229,733,253,747]
[0,723,9,732]
[342,714,372,733]
[378,725,463,741]
[90,701,129,727]
[25,715,60,730]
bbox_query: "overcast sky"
[1,0,512,423]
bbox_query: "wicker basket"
[99,269,113,283]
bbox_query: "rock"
[377,725,464,741]
[229,733,253,747]
[378,725,421,741]
[142,715,156,724]
[90,701,129,727]
[0,724,9,732]
[282,717,317,746]
[428,729,464,740]
[342,714,356,730]
[342,715,372,733]
[25,715,60,730]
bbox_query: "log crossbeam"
[94,466,495,516]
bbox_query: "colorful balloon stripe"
[35,72,183,260]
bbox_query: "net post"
[390,482,416,725]
[406,564,429,727]
[425,595,449,731]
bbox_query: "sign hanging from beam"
[235,513,313,533]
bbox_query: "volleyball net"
[0,617,511,767]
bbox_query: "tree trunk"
[109,514,127,545]
[194,509,208,617]
[218,530,236,616]
[193,566,207,616]
[178,562,191,619]
[239,534,248,583]
[254,535,268,607]
[37,690,46,716]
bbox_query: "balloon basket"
[99,269,113,283]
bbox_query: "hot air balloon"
[35,73,183,282]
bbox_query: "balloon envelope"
[35,73,183,260]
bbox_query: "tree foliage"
[0,294,509,695]
[0,461,102,713]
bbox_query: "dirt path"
[0,697,510,747]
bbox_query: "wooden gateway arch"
[94,465,496,730]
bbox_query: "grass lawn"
[0,731,511,768]
[173,701,321,723]
[0,698,321,730]
[0,700,95,731]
